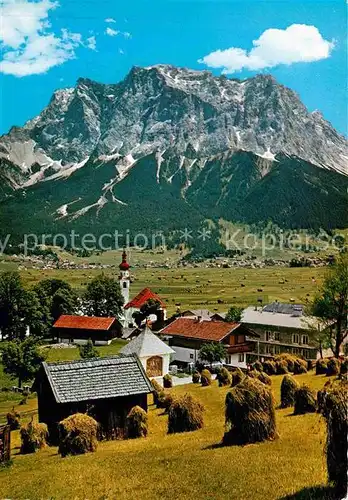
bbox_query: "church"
[118,250,167,329]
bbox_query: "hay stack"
[151,379,164,407]
[7,408,20,430]
[293,359,307,375]
[157,392,175,412]
[126,406,148,439]
[223,377,277,445]
[262,360,276,375]
[201,369,212,387]
[231,367,244,387]
[168,394,204,434]
[294,385,316,415]
[192,371,200,384]
[275,360,288,375]
[323,385,348,498]
[163,374,173,388]
[20,420,48,454]
[280,375,300,408]
[274,354,296,372]
[217,367,232,387]
[317,381,333,414]
[326,358,340,377]
[252,360,263,372]
[316,358,328,375]
[58,413,98,457]
[257,371,272,386]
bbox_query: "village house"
[34,354,153,442]
[241,302,320,362]
[160,317,258,369]
[52,315,121,345]
[119,324,174,377]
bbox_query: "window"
[190,353,194,359]
[266,331,274,341]
[238,353,245,363]
[292,347,300,355]
[265,345,274,355]
[274,345,281,354]
[303,349,310,359]
[123,282,127,289]
[274,331,280,342]
[292,334,300,344]
[301,335,309,345]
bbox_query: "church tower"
[119,249,130,306]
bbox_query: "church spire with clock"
[119,249,130,306]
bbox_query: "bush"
[58,413,98,457]
[316,358,328,375]
[253,360,263,372]
[151,379,164,407]
[192,371,200,384]
[326,358,340,377]
[275,360,288,375]
[163,374,173,388]
[231,368,244,387]
[294,385,316,415]
[6,408,20,430]
[168,394,204,434]
[20,421,48,454]
[216,367,232,387]
[293,359,307,375]
[323,385,348,498]
[262,360,276,375]
[201,369,212,387]
[223,377,277,445]
[126,406,148,439]
[280,375,300,408]
[340,358,348,376]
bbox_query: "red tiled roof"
[53,315,116,331]
[161,318,240,342]
[124,288,166,310]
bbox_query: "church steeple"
[119,249,130,306]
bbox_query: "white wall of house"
[58,338,112,346]
[139,353,171,376]
[225,353,248,369]
[171,345,200,364]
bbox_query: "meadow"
[0,371,334,500]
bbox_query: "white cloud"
[105,27,120,37]
[105,17,116,23]
[0,0,95,77]
[86,36,96,50]
[199,24,334,74]
[123,31,131,39]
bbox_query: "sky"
[0,0,347,135]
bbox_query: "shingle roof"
[53,315,117,331]
[41,355,153,404]
[120,325,174,357]
[161,318,240,342]
[124,288,166,310]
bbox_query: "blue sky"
[0,0,347,135]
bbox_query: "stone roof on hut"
[40,354,153,404]
[120,325,174,357]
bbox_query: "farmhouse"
[241,302,319,361]
[34,354,153,442]
[119,325,174,377]
[52,315,120,345]
[160,318,258,369]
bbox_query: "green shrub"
[163,374,173,388]
[20,421,48,454]
[7,408,21,430]
[294,385,316,415]
[168,394,204,434]
[316,358,328,375]
[252,360,263,372]
[58,413,98,457]
[231,368,244,387]
[323,384,348,498]
[293,359,307,375]
[223,378,277,445]
[217,367,232,387]
[326,358,340,377]
[280,375,299,408]
[275,360,288,375]
[192,371,200,384]
[262,360,276,375]
[126,406,148,439]
[201,369,212,387]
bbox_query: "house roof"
[41,354,153,404]
[160,318,240,342]
[53,315,116,331]
[241,306,319,330]
[120,325,175,357]
[124,288,166,310]
[181,309,213,321]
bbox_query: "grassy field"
[0,372,334,500]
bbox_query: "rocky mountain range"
[0,64,347,244]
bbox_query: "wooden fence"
[0,424,11,463]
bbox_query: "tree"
[0,272,46,340]
[132,299,162,327]
[83,274,124,317]
[33,278,79,324]
[225,305,243,322]
[79,339,99,359]
[0,337,46,387]
[199,342,226,365]
[311,254,348,358]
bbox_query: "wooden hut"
[52,315,121,345]
[34,354,153,442]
